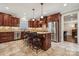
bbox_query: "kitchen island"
[22,31,51,51]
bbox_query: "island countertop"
[37,32,51,34]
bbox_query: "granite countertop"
[0,30,24,32]
[37,32,51,34]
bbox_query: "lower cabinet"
[0,32,14,43]
[39,33,51,51]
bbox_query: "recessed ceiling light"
[70,14,73,16]
[24,13,26,15]
[64,3,67,6]
[5,7,9,10]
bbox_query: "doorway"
[63,13,78,43]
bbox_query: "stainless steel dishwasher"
[14,32,21,40]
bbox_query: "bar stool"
[23,31,31,46]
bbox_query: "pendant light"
[40,3,44,19]
[32,8,35,21]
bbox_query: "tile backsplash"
[0,26,21,32]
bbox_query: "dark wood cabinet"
[0,32,14,43]
[3,14,10,26]
[34,20,39,27]
[28,16,48,28]
[12,17,17,27]
[38,20,43,27]
[8,15,12,26]
[28,20,34,27]
[11,16,14,26]
[0,12,4,26]
[21,32,27,39]
[21,32,24,39]
[11,17,20,27]
[38,33,51,50]
[16,18,19,27]
[42,33,51,50]
[0,12,20,27]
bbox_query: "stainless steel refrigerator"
[48,22,58,42]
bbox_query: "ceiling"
[0,3,79,21]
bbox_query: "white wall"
[64,20,77,35]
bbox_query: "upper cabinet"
[28,13,61,28]
[28,20,34,27]
[13,17,20,27]
[3,14,10,26]
[28,16,48,28]
[0,12,4,26]
[0,12,20,27]
[47,13,61,22]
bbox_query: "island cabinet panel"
[39,33,51,51]
[0,32,14,43]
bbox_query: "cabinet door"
[12,17,19,27]
[29,21,34,27]
[0,32,14,43]
[3,14,9,26]
[28,21,31,27]
[38,21,43,27]
[16,18,19,27]
[11,17,14,26]
[14,17,17,27]
[42,33,51,50]
[34,20,39,27]
[31,21,34,27]
[28,21,30,27]
[0,14,3,26]
[28,20,36,27]
[8,15,12,26]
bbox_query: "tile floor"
[0,40,79,56]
